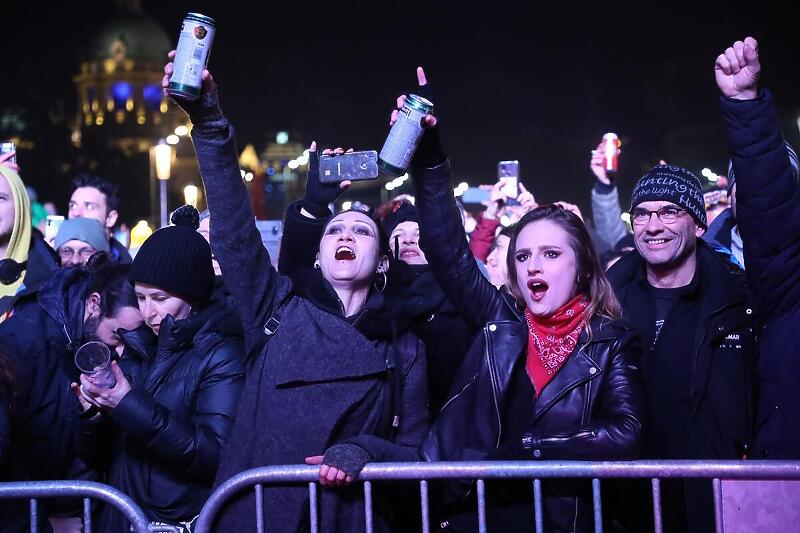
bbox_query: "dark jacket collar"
[36,266,91,350]
[608,240,747,310]
[702,207,737,249]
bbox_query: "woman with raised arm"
[399,72,644,532]
[163,56,428,532]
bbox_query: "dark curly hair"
[71,174,120,213]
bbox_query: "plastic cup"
[74,341,116,388]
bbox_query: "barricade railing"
[194,460,800,533]
[0,480,175,533]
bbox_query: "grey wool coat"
[189,91,429,533]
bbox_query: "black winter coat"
[0,267,98,530]
[721,90,800,459]
[75,300,246,530]
[415,160,644,532]
[278,200,477,414]
[190,105,429,533]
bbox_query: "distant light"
[244,172,254,182]
[707,174,719,182]
[386,182,396,191]
[297,155,309,166]
[175,125,189,136]
[399,173,409,181]
[453,187,464,197]
[276,131,289,144]
[341,201,352,211]
[154,143,172,180]
[183,185,198,207]
[701,168,712,178]
[287,159,299,169]
[266,167,275,176]
[620,212,631,223]
[458,181,468,190]
[166,134,180,145]
[500,215,512,227]
[240,170,246,178]
[391,177,404,187]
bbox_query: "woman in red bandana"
[410,110,644,530]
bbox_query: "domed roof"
[85,4,172,62]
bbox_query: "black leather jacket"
[414,160,644,531]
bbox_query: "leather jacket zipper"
[484,327,503,447]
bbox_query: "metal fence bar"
[651,478,662,533]
[476,479,487,533]
[192,461,800,533]
[83,498,92,533]
[254,484,264,533]
[592,478,603,533]
[0,481,151,533]
[364,481,373,533]
[420,480,430,533]
[308,482,318,533]
[533,479,543,533]
[29,499,37,533]
[713,478,723,533]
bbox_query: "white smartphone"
[45,215,65,242]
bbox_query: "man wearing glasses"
[54,218,109,267]
[605,164,759,533]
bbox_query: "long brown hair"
[505,205,622,328]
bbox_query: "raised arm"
[716,37,800,318]
[162,54,289,350]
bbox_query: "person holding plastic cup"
[73,205,245,532]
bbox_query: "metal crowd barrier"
[0,480,175,533]
[194,460,800,533]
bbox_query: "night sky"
[4,1,797,219]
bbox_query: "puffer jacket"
[74,300,246,531]
[414,159,644,532]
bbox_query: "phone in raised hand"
[319,151,379,183]
[498,160,520,206]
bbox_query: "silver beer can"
[168,13,216,101]
[379,94,434,176]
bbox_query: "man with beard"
[0,254,142,531]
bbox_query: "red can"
[602,133,621,173]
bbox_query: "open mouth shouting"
[527,278,549,302]
[335,246,356,261]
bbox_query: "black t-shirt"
[644,276,700,460]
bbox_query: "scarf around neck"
[524,294,589,397]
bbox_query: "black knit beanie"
[130,205,215,303]
[382,200,420,236]
[630,164,707,229]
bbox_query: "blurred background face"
[318,211,383,289]
[57,239,96,267]
[134,283,192,335]
[389,221,427,265]
[486,234,510,287]
[632,201,699,270]
[197,216,221,276]
[512,219,578,317]
[69,187,114,232]
[0,175,15,248]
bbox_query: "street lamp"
[184,184,199,208]
[155,142,172,227]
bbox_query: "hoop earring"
[374,271,387,293]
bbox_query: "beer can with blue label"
[168,13,216,101]
[378,94,434,177]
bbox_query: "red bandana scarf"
[524,295,589,397]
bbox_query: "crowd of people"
[0,35,798,532]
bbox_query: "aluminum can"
[379,94,434,176]
[602,132,621,173]
[168,13,216,100]
[0,142,16,164]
